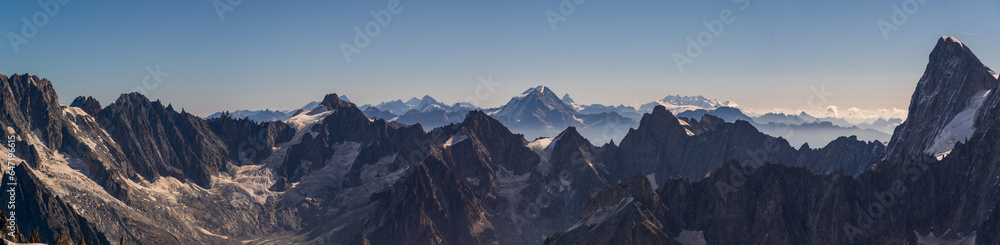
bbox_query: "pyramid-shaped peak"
[462,110,502,127]
[114,92,151,105]
[561,93,576,104]
[886,36,998,159]
[940,36,964,47]
[555,126,590,146]
[404,97,422,106]
[930,36,978,61]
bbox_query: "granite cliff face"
[206,113,295,165]
[887,36,999,160]
[95,93,231,189]
[1,164,108,244]
[69,96,101,116]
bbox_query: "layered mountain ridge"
[0,36,996,244]
[546,36,1000,245]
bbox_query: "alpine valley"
[0,36,997,245]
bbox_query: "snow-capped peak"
[491,85,577,120]
[639,94,738,113]
[523,85,548,95]
[659,95,738,109]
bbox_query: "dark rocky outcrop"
[357,156,498,245]
[544,175,678,245]
[551,142,1000,244]
[95,93,231,188]
[608,106,884,185]
[796,136,886,175]
[418,111,545,244]
[207,113,294,164]
[69,96,101,116]
[0,74,68,151]
[675,106,753,123]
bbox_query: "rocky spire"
[886,36,999,159]
[70,96,102,116]
[319,93,355,110]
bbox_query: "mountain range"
[0,36,995,245]
[205,85,900,147]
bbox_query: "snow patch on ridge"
[197,227,230,240]
[677,119,695,136]
[443,131,468,147]
[285,105,335,131]
[914,228,976,245]
[528,135,561,176]
[925,90,991,160]
[645,173,659,189]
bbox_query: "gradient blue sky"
[2,0,998,116]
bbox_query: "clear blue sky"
[2,0,998,116]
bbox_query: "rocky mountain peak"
[460,110,517,140]
[98,92,231,188]
[557,126,585,143]
[561,93,576,104]
[887,36,999,159]
[934,36,971,57]
[651,104,669,116]
[109,93,155,110]
[70,96,102,116]
[319,93,355,110]
[547,126,597,159]
[404,97,422,107]
[0,74,66,149]
[490,85,581,138]
[420,95,438,105]
[636,105,684,135]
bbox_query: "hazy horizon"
[3,0,998,118]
